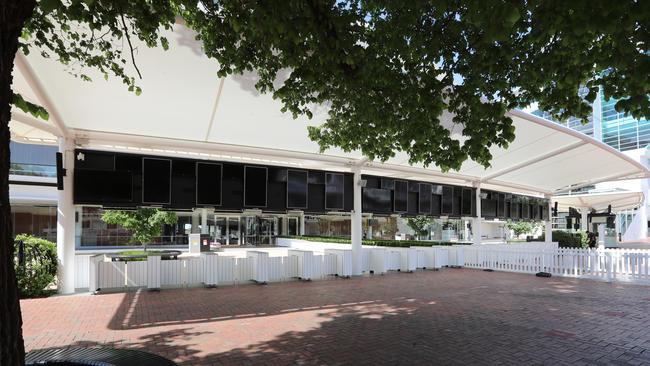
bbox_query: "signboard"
[189,233,201,254]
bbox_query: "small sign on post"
[189,233,201,254]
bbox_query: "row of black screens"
[362,182,473,216]
[75,157,345,209]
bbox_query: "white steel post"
[191,210,200,234]
[545,196,553,243]
[473,182,482,245]
[201,208,208,234]
[581,207,589,232]
[351,166,363,275]
[299,212,305,235]
[56,138,76,294]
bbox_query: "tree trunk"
[1,1,37,365]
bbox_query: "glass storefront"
[12,203,476,247]
[11,205,57,242]
[305,215,351,238]
[79,207,194,247]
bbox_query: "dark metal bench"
[26,347,176,366]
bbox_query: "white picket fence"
[464,246,650,283]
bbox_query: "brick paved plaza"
[21,269,650,365]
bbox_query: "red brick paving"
[21,269,650,365]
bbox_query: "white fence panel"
[236,257,253,284]
[434,247,449,268]
[126,261,148,287]
[368,248,388,274]
[147,256,161,289]
[322,253,338,277]
[415,248,434,269]
[98,261,125,289]
[287,249,315,280]
[218,255,236,284]
[324,249,352,277]
[203,253,219,286]
[75,255,91,289]
[386,250,401,271]
[186,257,204,285]
[388,248,417,272]
[161,260,184,287]
[312,254,324,279]
[268,256,285,282]
[247,251,269,283]
[361,248,370,273]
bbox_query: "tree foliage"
[101,208,178,247]
[181,1,650,171]
[13,0,178,118]
[505,220,540,237]
[12,1,649,171]
[406,216,433,239]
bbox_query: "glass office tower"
[532,88,650,239]
[601,96,650,151]
[532,87,650,152]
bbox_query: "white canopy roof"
[552,191,644,213]
[9,23,650,197]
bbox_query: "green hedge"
[536,231,587,248]
[278,235,470,247]
[14,234,58,298]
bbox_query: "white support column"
[351,166,363,275]
[191,210,200,234]
[597,223,606,248]
[299,212,305,236]
[545,196,553,243]
[56,138,76,294]
[74,206,83,247]
[473,182,482,245]
[200,208,208,234]
[581,207,589,232]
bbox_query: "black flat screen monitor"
[461,188,472,215]
[362,188,392,212]
[325,173,344,210]
[308,171,325,185]
[142,158,171,204]
[497,193,505,217]
[287,170,308,208]
[196,162,222,205]
[418,183,432,214]
[441,186,453,214]
[393,180,408,212]
[452,187,462,216]
[244,166,268,207]
[381,179,395,190]
[74,169,132,203]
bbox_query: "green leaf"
[11,93,49,121]
[39,0,61,15]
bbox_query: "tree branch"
[119,13,142,79]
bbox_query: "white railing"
[88,250,356,292]
[463,246,650,283]
[84,240,650,292]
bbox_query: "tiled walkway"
[21,269,650,365]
